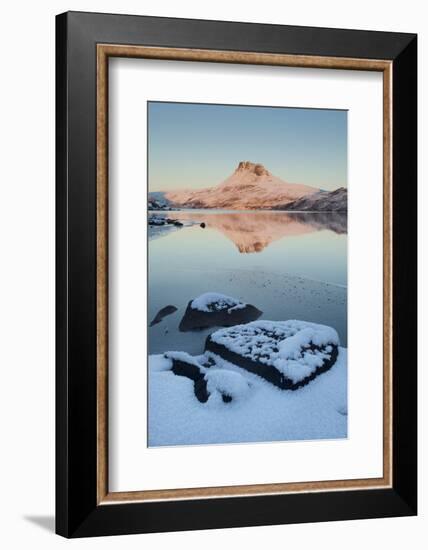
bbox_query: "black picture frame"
[56,11,417,538]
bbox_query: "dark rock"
[170,357,202,382]
[150,305,178,327]
[200,222,206,228]
[194,377,210,403]
[165,353,210,403]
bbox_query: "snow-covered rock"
[205,369,251,404]
[191,292,245,313]
[205,320,339,390]
[163,351,251,405]
[179,292,262,332]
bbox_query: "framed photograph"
[56,11,417,537]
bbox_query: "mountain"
[148,191,172,210]
[275,187,347,212]
[159,161,319,210]
[148,191,170,204]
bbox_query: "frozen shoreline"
[148,347,347,447]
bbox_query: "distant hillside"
[148,191,172,207]
[157,161,319,210]
[275,187,347,212]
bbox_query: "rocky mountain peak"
[236,161,271,177]
[160,162,319,209]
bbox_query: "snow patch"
[205,369,251,402]
[150,354,173,372]
[190,292,246,313]
[164,351,205,370]
[148,348,348,446]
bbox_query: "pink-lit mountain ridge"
[155,161,320,210]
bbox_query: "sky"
[148,102,347,192]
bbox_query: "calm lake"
[148,210,347,355]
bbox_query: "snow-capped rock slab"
[179,292,262,332]
[205,320,339,390]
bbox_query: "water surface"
[148,210,347,354]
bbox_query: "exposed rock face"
[179,292,262,332]
[236,161,271,177]
[205,320,339,390]
[162,161,319,210]
[276,187,347,212]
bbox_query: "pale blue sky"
[148,102,347,192]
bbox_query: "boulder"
[179,292,262,332]
[205,320,339,390]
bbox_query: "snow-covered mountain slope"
[162,161,319,210]
[277,187,347,212]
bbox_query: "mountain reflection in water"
[173,210,347,254]
[148,209,348,350]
